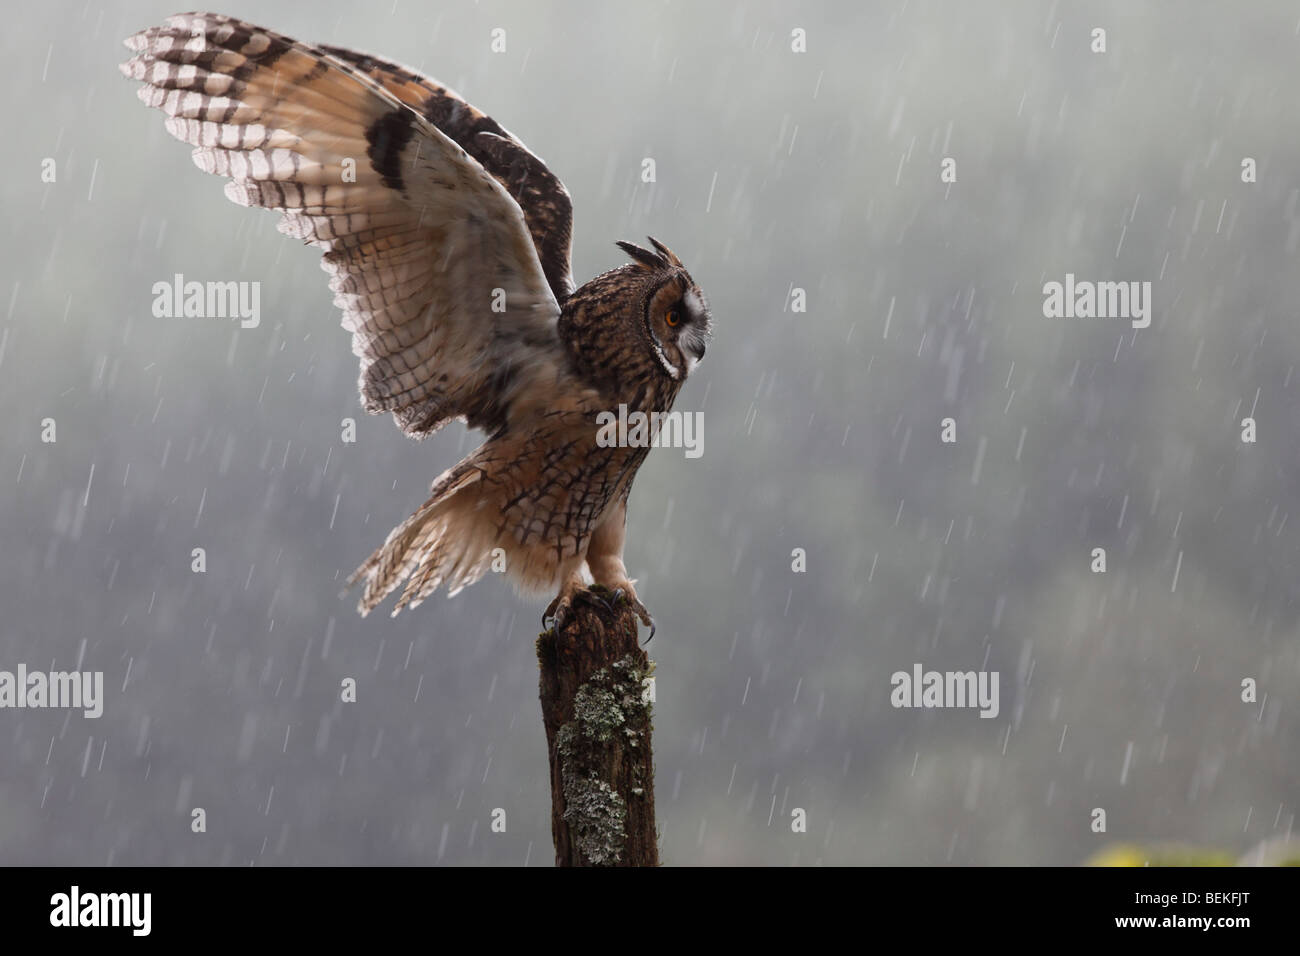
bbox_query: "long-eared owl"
[121,12,713,632]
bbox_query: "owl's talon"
[622,596,655,641]
[592,586,629,615]
[589,586,654,636]
[574,586,614,614]
[543,593,572,633]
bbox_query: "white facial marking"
[651,338,681,380]
[683,288,705,322]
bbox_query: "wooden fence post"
[536,593,658,866]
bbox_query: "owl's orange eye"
[665,310,680,327]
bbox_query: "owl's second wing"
[318,44,576,301]
[122,12,568,437]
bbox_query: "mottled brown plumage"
[121,12,712,630]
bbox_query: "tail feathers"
[347,466,494,616]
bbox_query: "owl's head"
[615,237,712,382]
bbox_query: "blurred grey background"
[0,0,1297,865]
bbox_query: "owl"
[121,12,712,634]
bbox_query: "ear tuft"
[616,239,668,270]
[647,236,683,267]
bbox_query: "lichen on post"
[536,589,658,867]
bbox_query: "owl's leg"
[586,501,655,638]
[542,564,588,632]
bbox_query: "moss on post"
[537,591,658,866]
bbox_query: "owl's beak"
[681,324,708,364]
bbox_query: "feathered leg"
[585,499,654,633]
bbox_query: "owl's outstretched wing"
[121,12,571,438]
[319,44,576,301]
